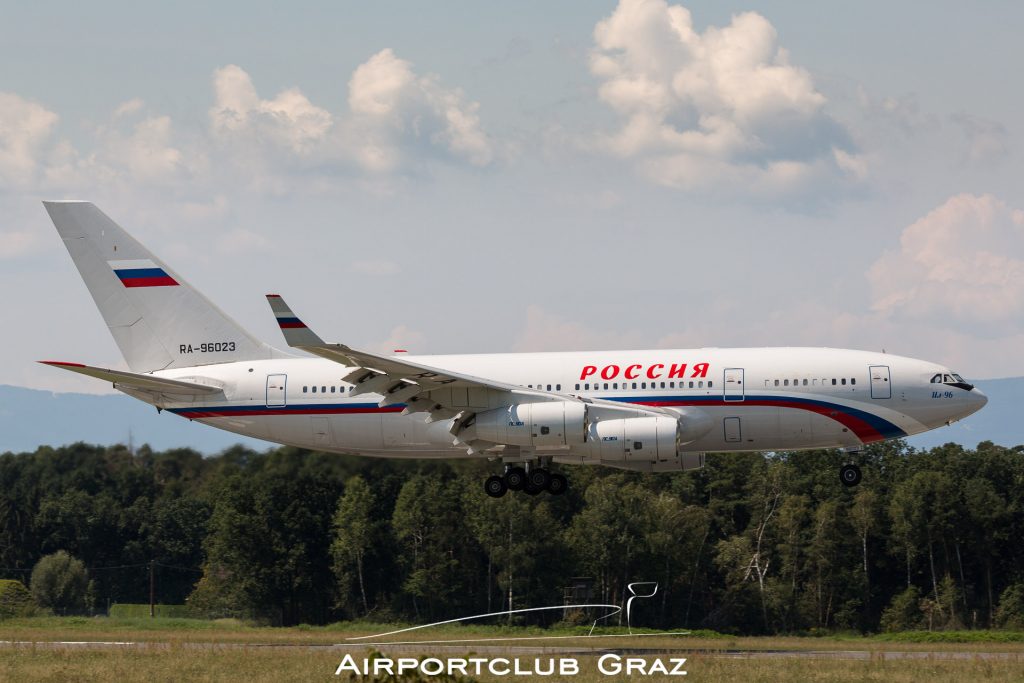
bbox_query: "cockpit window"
[933,371,974,391]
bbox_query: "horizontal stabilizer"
[39,361,223,395]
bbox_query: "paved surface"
[2,640,1023,661]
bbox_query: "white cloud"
[97,114,187,181]
[0,53,492,205]
[0,92,59,187]
[205,55,493,177]
[29,100,203,191]
[589,0,858,193]
[348,49,417,119]
[210,64,333,156]
[113,98,145,119]
[347,49,494,171]
[832,147,867,181]
[869,194,1024,332]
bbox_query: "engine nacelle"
[586,415,679,461]
[472,401,587,448]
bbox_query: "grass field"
[2,618,1023,682]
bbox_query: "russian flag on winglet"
[109,259,179,288]
[265,294,308,329]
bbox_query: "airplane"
[40,201,988,497]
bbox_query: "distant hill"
[0,385,271,455]
[1,378,1019,456]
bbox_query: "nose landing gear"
[839,463,862,487]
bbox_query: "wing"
[265,295,683,455]
[39,361,223,396]
[266,295,570,445]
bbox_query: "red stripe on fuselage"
[175,406,404,419]
[638,398,886,443]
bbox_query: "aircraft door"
[311,416,332,447]
[869,365,891,399]
[723,368,745,402]
[266,374,286,407]
[723,417,742,443]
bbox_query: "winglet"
[265,294,326,347]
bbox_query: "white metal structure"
[41,202,988,496]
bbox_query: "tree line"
[1,439,1023,632]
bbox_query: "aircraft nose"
[966,387,988,414]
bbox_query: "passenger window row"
[302,385,353,394]
[766,377,856,388]
[571,380,711,391]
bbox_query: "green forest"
[2,439,1024,634]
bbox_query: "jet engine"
[585,415,679,460]
[472,401,587,448]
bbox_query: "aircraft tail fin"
[43,201,285,373]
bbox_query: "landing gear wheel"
[528,468,551,490]
[840,464,862,487]
[504,467,527,491]
[523,481,543,496]
[484,475,508,498]
[547,473,568,495]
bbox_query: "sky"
[1,0,1022,394]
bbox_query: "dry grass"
[3,617,1024,652]
[687,656,1024,683]
[2,618,1024,682]
[2,646,1024,683]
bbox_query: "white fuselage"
[146,347,986,466]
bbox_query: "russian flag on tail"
[109,259,179,288]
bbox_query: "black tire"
[523,481,543,496]
[528,467,551,490]
[484,475,508,498]
[547,473,568,495]
[504,467,527,491]
[840,464,862,487]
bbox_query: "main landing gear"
[839,463,862,487]
[484,463,567,498]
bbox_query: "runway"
[2,640,1022,661]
